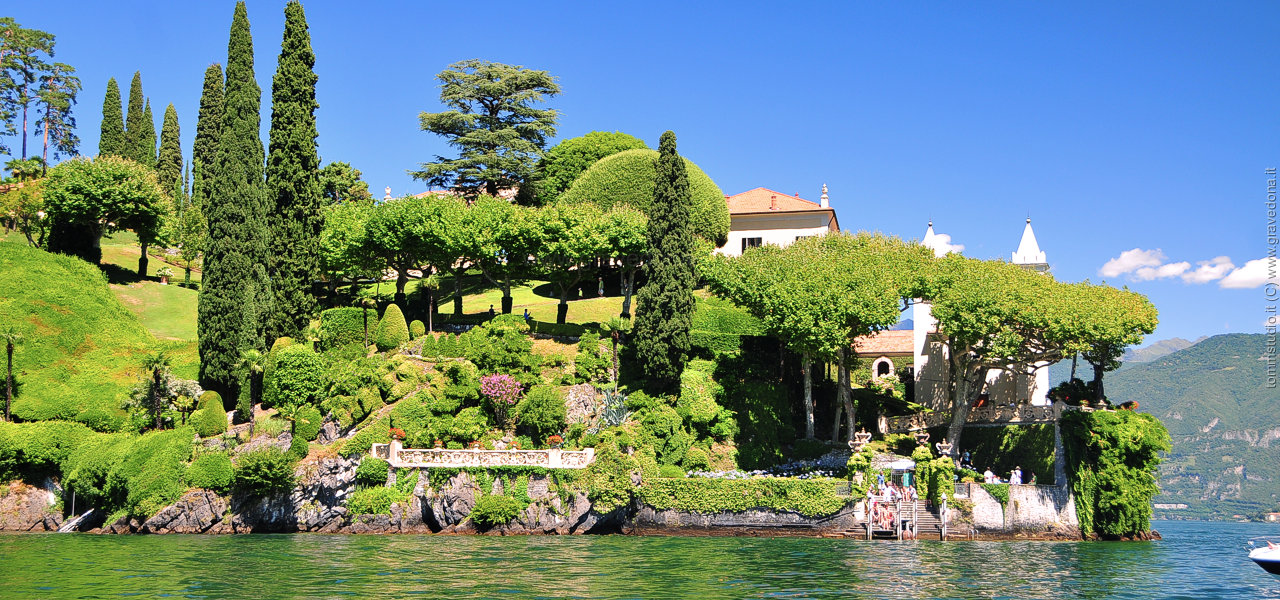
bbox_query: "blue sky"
[5,1,1278,343]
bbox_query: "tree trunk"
[426,288,434,333]
[945,361,988,455]
[138,240,149,277]
[453,273,464,316]
[831,402,843,443]
[1069,352,1078,380]
[501,279,513,314]
[394,267,408,306]
[20,87,29,158]
[620,268,636,318]
[151,371,163,431]
[362,306,369,347]
[801,351,815,439]
[838,348,856,443]
[5,342,12,422]
[1090,361,1105,405]
[1053,418,1066,488]
[611,332,620,384]
[42,121,49,174]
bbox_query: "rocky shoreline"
[0,457,1094,540]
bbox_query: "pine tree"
[264,0,322,343]
[190,64,224,211]
[123,71,146,163]
[628,131,696,395]
[141,99,157,165]
[98,77,124,157]
[156,104,183,199]
[198,1,267,401]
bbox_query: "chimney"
[384,186,392,201]
[820,183,829,208]
[770,195,777,210]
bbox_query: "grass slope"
[0,239,193,423]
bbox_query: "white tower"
[1012,218,1048,272]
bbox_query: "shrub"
[658,464,686,478]
[559,148,730,245]
[409,320,426,340]
[187,452,234,492]
[469,494,521,527]
[234,447,296,495]
[464,316,533,375]
[319,307,366,349]
[573,333,608,383]
[373,303,410,351]
[419,333,438,358]
[681,446,710,471]
[293,405,323,442]
[192,393,228,438]
[516,385,566,442]
[346,485,409,515]
[263,346,327,410]
[355,457,390,488]
[637,477,848,517]
[287,433,310,460]
[437,333,460,357]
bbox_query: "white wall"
[717,212,834,257]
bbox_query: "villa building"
[717,185,840,257]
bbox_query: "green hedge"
[187,452,234,492]
[469,494,522,527]
[263,346,327,409]
[192,392,228,438]
[559,148,730,246]
[409,320,426,339]
[346,485,410,515]
[355,457,390,488]
[373,304,410,351]
[320,307,366,349]
[234,447,296,496]
[1061,409,1170,538]
[293,405,323,442]
[637,477,850,517]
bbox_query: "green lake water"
[1,521,1277,599]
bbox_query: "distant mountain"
[1105,334,1280,520]
[1122,336,1206,364]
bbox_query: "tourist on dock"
[1010,467,1022,485]
[1029,472,1037,485]
[877,471,886,490]
[983,467,995,484]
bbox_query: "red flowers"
[389,428,407,440]
[547,434,563,446]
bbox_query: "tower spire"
[1012,217,1047,268]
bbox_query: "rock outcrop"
[0,481,63,531]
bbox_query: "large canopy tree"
[97,77,124,157]
[533,202,607,325]
[190,63,224,211]
[42,155,168,265]
[0,17,55,159]
[533,131,648,205]
[705,232,931,440]
[411,59,560,200]
[34,61,80,170]
[465,196,539,314]
[319,161,371,204]
[318,198,378,300]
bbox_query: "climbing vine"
[1060,409,1170,538]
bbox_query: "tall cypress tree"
[190,63,224,211]
[628,131,696,394]
[123,71,146,163]
[141,99,157,165]
[98,77,124,157]
[198,1,267,403]
[264,0,322,343]
[157,104,183,198]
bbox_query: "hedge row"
[636,477,850,518]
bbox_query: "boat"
[1249,538,1280,575]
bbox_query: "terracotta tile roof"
[726,187,826,214]
[852,330,914,356]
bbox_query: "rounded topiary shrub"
[409,320,426,340]
[263,346,326,409]
[187,452,234,492]
[373,303,410,351]
[355,457,390,488]
[192,392,228,438]
[319,307,366,349]
[559,148,730,245]
[469,494,521,527]
[515,385,567,443]
[293,405,323,442]
[234,447,296,495]
[286,432,310,460]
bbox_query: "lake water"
[1,521,1277,599]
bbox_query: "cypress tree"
[264,0,322,343]
[98,77,124,157]
[191,63,224,210]
[156,104,183,200]
[198,1,267,402]
[141,99,157,165]
[123,71,146,163]
[628,131,696,395]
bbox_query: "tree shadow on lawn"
[100,262,145,285]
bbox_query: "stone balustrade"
[885,402,1093,434]
[370,440,596,469]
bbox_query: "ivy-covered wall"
[1060,409,1170,538]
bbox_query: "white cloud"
[1219,257,1280,289]
[1100,248,1166,278]
[1181,256,1234,284]
[1134,261,1190,281]
[923,232,964,257]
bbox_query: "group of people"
[865,475,922,532]
[982,465,1035,485]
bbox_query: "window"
[741,237,763,253]
[795,235,813,242]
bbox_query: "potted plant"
[389,427,407,441]
[547,434,563,449]
[157,266,174,285]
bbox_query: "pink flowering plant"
[480,373,523,430]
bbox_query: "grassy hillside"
[0,240,193,425]
[1107,334,1280,519]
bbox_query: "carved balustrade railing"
[884,402,1092,435]
[370,441,596,469]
